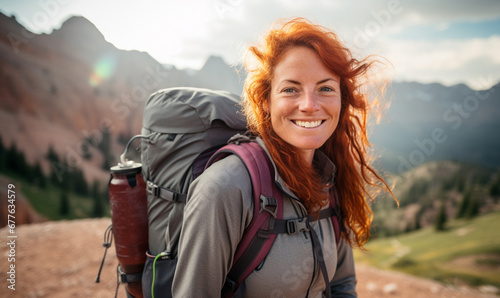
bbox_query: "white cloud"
[384,36,500,89]
[400,0,500,23]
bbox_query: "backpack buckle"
[286,218,310,235]
[117,264,142,283]
[228,133,253,145]
[223,277,237,293]
[259,195,278,218]
[146,181,159,197]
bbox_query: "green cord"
[151,253,164,298]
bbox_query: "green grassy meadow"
[17,178,109,221]
[354,211,500,289]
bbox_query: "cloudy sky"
[1,0,499,90]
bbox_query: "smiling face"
[268,46,341,164]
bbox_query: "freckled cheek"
[271,102,294,124]
[331,100,342,118]
[269,112,284,130]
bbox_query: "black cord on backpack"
[95,225,113,283]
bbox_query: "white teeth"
[294,120,322,128]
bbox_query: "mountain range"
[0,12,499,185]
[373,80,500,174]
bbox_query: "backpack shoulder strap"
[329,188,341,246]
[267,194,341,247]
[206,141,283,298]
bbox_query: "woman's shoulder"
[188,154,253,207]
[199,153,251,185]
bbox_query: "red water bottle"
[109,161,149,298]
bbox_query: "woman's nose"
[299,91,320,112]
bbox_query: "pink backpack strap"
[206,141,284,297]
[329,188,341,246]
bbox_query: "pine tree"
[0,135,5,172]
[16,149,29,178]
[435,203,447,231]
[50,166,61,186]
[46,144,59,163]
[59,191,70,216]
[490,174,500,200]
[98,125,113,170]
[71,167,88,196]
[466,196,480,219]
[5,143,18,173]
[91,181,104,218]
[456,190,472,218]
[414,207,423,230]
[455,172,467,192]
[32,161,46,188]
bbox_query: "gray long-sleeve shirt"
[173,139,357,297]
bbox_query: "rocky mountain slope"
[0,12,243,185]
[1,11,499,187]
[372,81,500,173]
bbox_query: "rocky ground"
[0,218,497,298]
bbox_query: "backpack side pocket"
[142,251,177,298]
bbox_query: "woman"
[173,18,395,297]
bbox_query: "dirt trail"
[0,218,496,297]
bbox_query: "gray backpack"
[140,87,247,297]
[140,87,247,257]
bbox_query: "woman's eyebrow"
[279,77,339,85]
[281,79,301,85]
[317,78,339,84]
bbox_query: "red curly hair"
[242,18,396,248]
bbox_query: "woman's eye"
[320,86,334,92]
[282,88,296,93]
